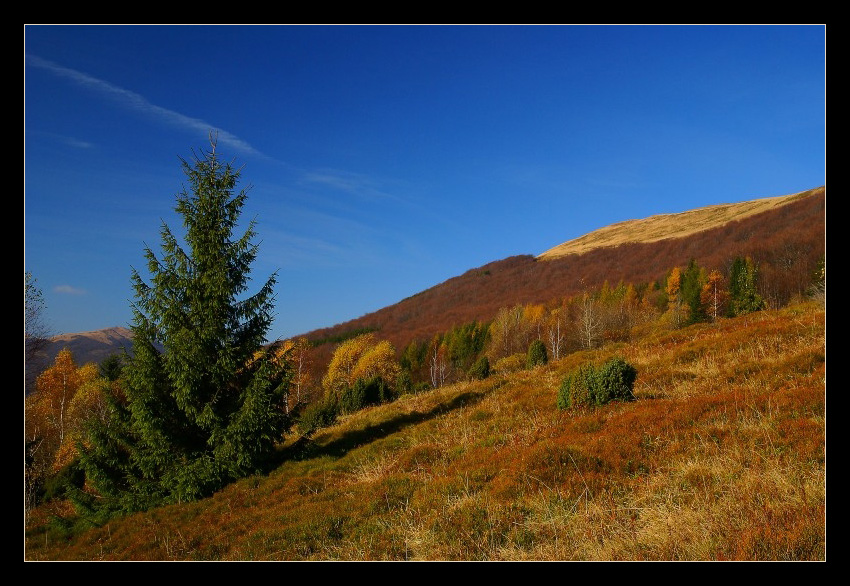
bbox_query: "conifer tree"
[75,137,290,516]
[526,339,548,368]
[728,256,765,316]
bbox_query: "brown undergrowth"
[24,301,825,561]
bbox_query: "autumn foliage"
[322,333,400,399]
[25,349,114,512]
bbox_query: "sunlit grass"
[25,301,825,560]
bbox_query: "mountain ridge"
[538,187,820,259]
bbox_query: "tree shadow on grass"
[271,381,504,466]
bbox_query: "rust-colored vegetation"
[25,299,825,560]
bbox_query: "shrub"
[296,398,339,436]
[338,377,394,415]
[468,356,491,380]
[413,382,432,394]
[338,382,363,415]
[557,364,598,409]
[596,357,637,404]
[527,340,548,369]
[557,357,637,410]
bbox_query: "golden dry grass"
[538,187,823,259]
[24,301,825,561]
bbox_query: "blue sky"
[24,25,825,342]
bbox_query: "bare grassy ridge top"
[539,187,822,259]
[25,300,825,561]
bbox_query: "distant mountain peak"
[33,327,136,371]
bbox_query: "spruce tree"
[75,137,290,516]
[728,256,765,316]
[526,339,548,368]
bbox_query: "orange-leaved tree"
[700,270,729,321]
[25,349,100,460]
[25,349,104,513]
[666,266,684,328]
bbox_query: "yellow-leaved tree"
[322,333,400,408]
[322,333,376,397]
[272,337,313,412]
[352,339,400,385]
[52,376,114,472]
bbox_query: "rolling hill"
[303,186,824,367]
[37,327,135,365]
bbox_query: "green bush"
[338,377,394,415]
[413,382,432,394]
[396,370,414,394]
[557,357,637,410]
[338,380,367,414]
[557,364,597,409]
[527,340,548,369]
[296,398,339,436]
[596,357,637,404]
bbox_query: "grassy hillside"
[538,188,819,259]
[25,299,825,561]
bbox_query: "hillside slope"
[306,186,824,351]
[25,300,826,560]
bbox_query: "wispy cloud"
[54,284,86,295]
[27,129,95,149]
[26,54,264,159]
[62,136,95,149]
[301,169,405,204]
